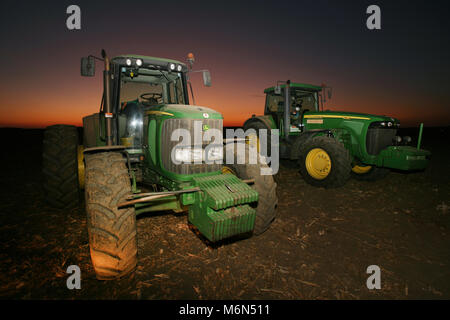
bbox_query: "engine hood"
[146,104,223,120]
[305,110,399,123]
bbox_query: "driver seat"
[145,98,159,106]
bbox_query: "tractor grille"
[366,126,397,155]
[161,118,223,175]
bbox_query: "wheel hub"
[305,148,331,180]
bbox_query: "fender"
[83,145,127,154]
[289,129,333,160]
[243,115,277,131]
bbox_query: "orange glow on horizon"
[0,62,449,129]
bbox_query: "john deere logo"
[202,124,210,131]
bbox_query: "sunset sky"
[0,0,449,128]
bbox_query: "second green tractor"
[244,80,430,188]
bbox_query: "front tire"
[84,152,137,280]
[299,136,352,188]
[42,125,79,208]
[351,165,389,181]
[223,144,278,235]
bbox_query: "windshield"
[266,88,319,113]
[119,68,186,107]
[290,89,319,112]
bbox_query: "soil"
[0,127,449,299]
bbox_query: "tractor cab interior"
[265,88,319,126]
[117,68,186,150]
[290,89,318,114]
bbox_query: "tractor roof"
[112,54,187,71]
[264,83,323,94]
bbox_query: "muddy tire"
[351,166,390,181]
[84,152,137,280]
[299,136,352,188]
[42,125,79,208]
[224,144,278,235]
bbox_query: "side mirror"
[202,70,211,87]
[81,56,95,77]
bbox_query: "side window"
[266,93,284,113]
[167,77,185,104]
[175,78,184,104]
[168,82,176,103]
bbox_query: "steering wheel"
[140,93,162,106]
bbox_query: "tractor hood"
[305,110,399,124]
[146,104,223,120]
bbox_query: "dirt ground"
[0,127,449,300]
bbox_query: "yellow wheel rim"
[352,164,372,174]
[305,148,331,180]
[245,133,260,153]
[77,145,85,190]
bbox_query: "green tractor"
[244,80,431,188]
[42,51,277,280]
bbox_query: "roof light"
[177,64,182,72]
[136,59,142,66]
[126,59,132,66]
[169,63,175,70]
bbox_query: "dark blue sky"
[1,0,449,127]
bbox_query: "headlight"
[136,59,143,66]
[370,121,399,129]
[130,119,142,128]
[174,147,203,163]
[205,145,223,162]
[126,58,132,66]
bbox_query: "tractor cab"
[116,60,188,152]
[263,83,324,134]
[81,53,211,159]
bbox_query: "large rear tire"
[244,121,272,158]
[298,136,352,188]
[84,152,137,280]
[42,125,79,208]
[223,144,278,235]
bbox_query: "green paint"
[187,174,258,241]
[135,195,183,215]
[376,146,430,170]
[247,82,431,172]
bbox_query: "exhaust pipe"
[284,80,291,141]
[417,123,424,150]
[102,49,113,146]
